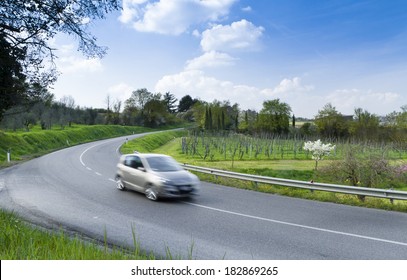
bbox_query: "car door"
[124,155,146,192]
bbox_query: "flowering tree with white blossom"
[303,139,335,170]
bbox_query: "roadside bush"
[317,146,402,200]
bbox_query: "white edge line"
[183,201,407,247]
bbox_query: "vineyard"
[180,130,407,163]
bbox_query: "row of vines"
[180,130,407,162]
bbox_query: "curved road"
[1,133,407,259]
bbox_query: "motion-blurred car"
[115,153,200,201]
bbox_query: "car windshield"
[146,156,183,172]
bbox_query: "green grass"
[0,124,158,166]
[120,129,187,154]
[0,210,155,260]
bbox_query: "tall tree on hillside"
[0,0,120,120]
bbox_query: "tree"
[143,99,168,127]
[130,89,152,111]
[178,95,196,112]
[303,139,335,170]
[0,0,120,120]
[163,92,178,114]
[257,99,292,134]
[349,108,380,140]
[314,103,349,138]
[0,33,26,121]
[238,109,257,133]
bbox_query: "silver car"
[115,153,200,201]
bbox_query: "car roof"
[122,153,171,159]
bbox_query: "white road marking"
[79,144,100,167]
[95,172,102,176]
[86,167,92,171]
[183,201,407,247]
[109,178,116,182]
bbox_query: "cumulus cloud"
[185,19,264,70]
[155,70,316,113]
[55,44,103,74]
[273,77,314,93]
[200,19,264,52]
[185,51,237,70]
[325,89,400,115]
[107,83,134,101]
[155,70,263,109]
[119,0,237,35]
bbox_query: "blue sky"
[51,0,407,118]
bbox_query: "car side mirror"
[137,167,146,172]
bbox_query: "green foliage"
[314,103,349,138]
[257,99,292,134]
[317,146,406,192]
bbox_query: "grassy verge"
[122,131,407,213]
[0,210,156,260]
[0,124,176,167]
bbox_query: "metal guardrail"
[183,164,407,202]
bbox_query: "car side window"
[124,156,143,169]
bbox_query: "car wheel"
[145,185,158,201]
[116,177,126,191]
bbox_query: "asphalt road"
[1,133,407,259]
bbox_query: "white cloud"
[185,51,237,70]
[155,71,315,111]
[325,89,400,115]
[200,19,264,52]
[155,70,263,109]
[242,6,252,12]
[107,83,134,101]
[55,44,103,74]
[154,70,335,118]
[57,57,103,74]
[273,77,314,93]
[119,0,237,35]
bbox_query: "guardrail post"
[7,148,11,162]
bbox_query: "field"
[122,130,407,182]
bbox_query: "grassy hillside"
[0,125,156,166]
